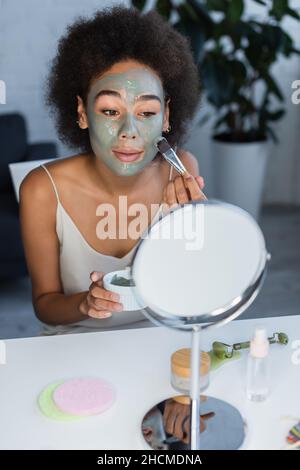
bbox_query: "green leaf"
[206,0,228,12]
[175,13,206,62]
[260,89,270,109]
[179,2,199,22]
[270,1,300,21]
[279,29,294,55]
[213,111,228,130]
[198,112,212,127]
[238,95,256,116]
[262,25,284,51]
[201,55,235,107]
[265,125,278,144]
[227,0,244,24]
[286,7,300,20]
[156,0,173,20]
[270,0,289,21]
[252,0,267,5]
[186,0,214,27]
[228,60,247,88]
[291,47,300,55]
[264,109,286,121]
[131,0,147,10]
[264,73,284,101]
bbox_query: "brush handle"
[156,137,208,200]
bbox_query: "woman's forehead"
[89,66,164,99]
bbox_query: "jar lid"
[173,394,207,405]
[171,348,211,378]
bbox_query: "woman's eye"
[139,112,156,118]
[102,109,119,116]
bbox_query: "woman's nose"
[119,115,138,140]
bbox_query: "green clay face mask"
[86,68,166,176]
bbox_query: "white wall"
[0,0,299,204]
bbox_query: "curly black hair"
[45,5,201,153]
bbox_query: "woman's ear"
[76,95,89,129]
[163,98,170,133]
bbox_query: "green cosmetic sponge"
[38,381,84,421]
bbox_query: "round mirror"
[132,200,269,330]
[131,200,270,450]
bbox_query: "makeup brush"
[155,136,207,200]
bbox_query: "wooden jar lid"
[171,348,211,378]
[173,394,207,405]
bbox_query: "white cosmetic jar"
[103,269,147,311]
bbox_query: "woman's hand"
[79,271,123,319]
[163,173,206,210]
[163,398,214,444]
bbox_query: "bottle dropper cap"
[250,326,269,358]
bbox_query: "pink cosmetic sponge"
[52,378,116,416]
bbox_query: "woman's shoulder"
[39,153,88,176]
[19,153,87,203]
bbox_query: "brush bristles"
[155,136,171,154]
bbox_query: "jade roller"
[212,332,289,359]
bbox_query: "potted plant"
[133,0,300,219]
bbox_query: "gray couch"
[0,113,57,281]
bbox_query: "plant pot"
[211,138,271,220]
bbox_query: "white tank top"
[40,162,174,335]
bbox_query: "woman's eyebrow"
[94,90,161,104]
[94,90,121,101]
[136,94,161,104]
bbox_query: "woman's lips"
[112,150,144,163]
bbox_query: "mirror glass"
[132,201,268,323]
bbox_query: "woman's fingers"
[88,288,123,311]
[166,180,178,208]
[90,284,119,302]
[88,294,123,312]
[195,175,205,189]
[164,174,206,207]
[87,308,112,319]
[90,271,105,283]
[173,405,189,441]
[182,174,206,201]
[87,271,123,317]
[174,176,190,204]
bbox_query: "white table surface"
[0,315,299,450]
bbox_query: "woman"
[19,6,205,334]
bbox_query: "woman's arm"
[19,168,88,325]
[19,168,123,325]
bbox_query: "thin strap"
[40,164,60,204]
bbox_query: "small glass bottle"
[246,326,269,402]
